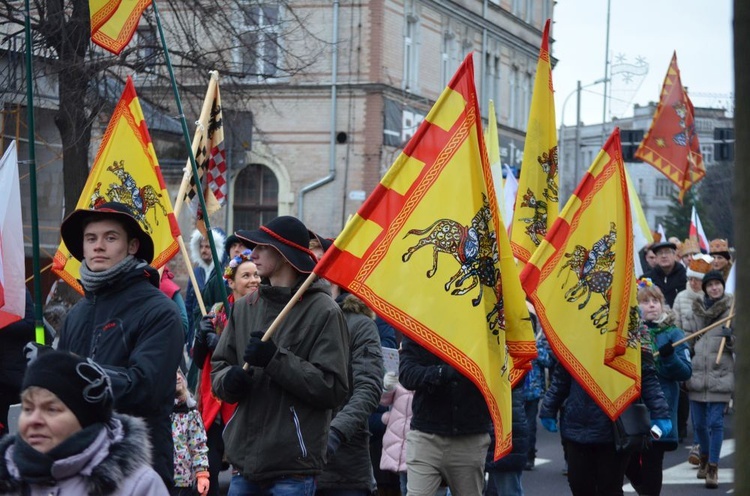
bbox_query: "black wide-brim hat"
[236,216,317,273]
[60,202,155,263]
[308,230,334,254]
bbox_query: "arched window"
[233,164,279,230]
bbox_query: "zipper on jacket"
[289,406,308,458]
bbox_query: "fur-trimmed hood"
[0,414,155,495]
[692,292,734,322]
[189,229,226,272]
[337,293,375,319]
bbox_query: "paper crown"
[687,256,713,279]
[679,238,701,257]
[709,238,729,254]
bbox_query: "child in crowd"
[172,370,210,496]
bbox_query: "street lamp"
[558,77,608,201]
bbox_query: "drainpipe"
[298,0,339,219]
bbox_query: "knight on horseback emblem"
[557,222,617,332]
[88,160,168,234]
[401,194,506,340]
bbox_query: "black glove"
[438,364,460,384]
[222,366,254,397]
[719,326,733,339]
[658,342,674,358]
[205,332,220,351]
[23,342,53,365]
[243,332,277,368]
[195,315,216,347]
[326,427,343,458]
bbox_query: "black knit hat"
[701,270,725,293]
[236,216,317,273]
[224,234,250,257]
[60,202,154,263]
[22,351,114,428]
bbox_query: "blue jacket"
[540,348,670,445]
[522,331,553,401]
[486,386,528,472]
[646,313,692,448]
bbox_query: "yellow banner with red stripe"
[520,128,641,420]
[90,0,152,55]
[510,19,559,265]
[52,76,180,293]
[315,53,535,460]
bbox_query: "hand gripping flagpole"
[152,2,229,312]
[25,0,45,343]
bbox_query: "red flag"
[635,52,705,201]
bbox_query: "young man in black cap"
[52,201,183,489]
[211,215,350,495]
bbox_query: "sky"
[551,0,734,127]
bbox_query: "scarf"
[12,424,104,485]
[79,255,139,293]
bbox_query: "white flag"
[0,141,26,326]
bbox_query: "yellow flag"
[511,19,559,265]
[90,0,152,55]
[520,128,641,420]
[52,77,180,293]
[315,53,535,459]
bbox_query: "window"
[655,178,673,198]
[509,66,518,127]
[240,3,280,78]
[441,33,458,88]
[233,164,279,230]
[404,5,419,91]
[522,72,531,130]
[700,143,714,165]
[136,26,157,69]
[484,53,501,111]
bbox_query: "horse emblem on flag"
[557,222,617,332]
[538,146,559,203]
[401,195,505,337]
[89,160,168,233]
[518,188,548,246]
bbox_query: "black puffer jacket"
[57,264,184,487]
[486,385,528,472]
[318,294,384,492]
[540,349,670,444]
[399,336,492,436]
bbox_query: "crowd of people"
[0,201,736,495]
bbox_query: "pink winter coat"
[379,384,414,473]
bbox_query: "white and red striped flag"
[689,205,709,252]
[0,141,26,327]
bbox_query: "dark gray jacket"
[318,294,384,492]
[211,278,350,481]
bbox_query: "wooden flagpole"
[654,312,735,357]
[715,298,735,364]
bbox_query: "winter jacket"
[486,386,529,473]
[399,337,492,436]
[171,398,209,488]
[643,263,687,308]
[379,384,414,473]
[645,311,692,449]
[687,293,735,403]
[673,287,704,335]
[0,289,36,397]
[318,294,384,492]
[211,277,350,481]
[522,330,553,402]
[57,264,184,487]
[540,348,670,445]
[0,415,168,495]
[185,229,226,341]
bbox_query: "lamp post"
[558,77,608,201]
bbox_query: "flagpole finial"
[210,71,220,81]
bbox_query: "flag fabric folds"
[635,52,705,202]
[0,141,26,327]
[625,169,653,276]
[689,206,709,252]
[521,128,642,420]
[90,0,152,55]
[510,18,559,265]
[503,165,519,235]
[184,72,227,234]
[52,77,180,293]
[315,53,535,459]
